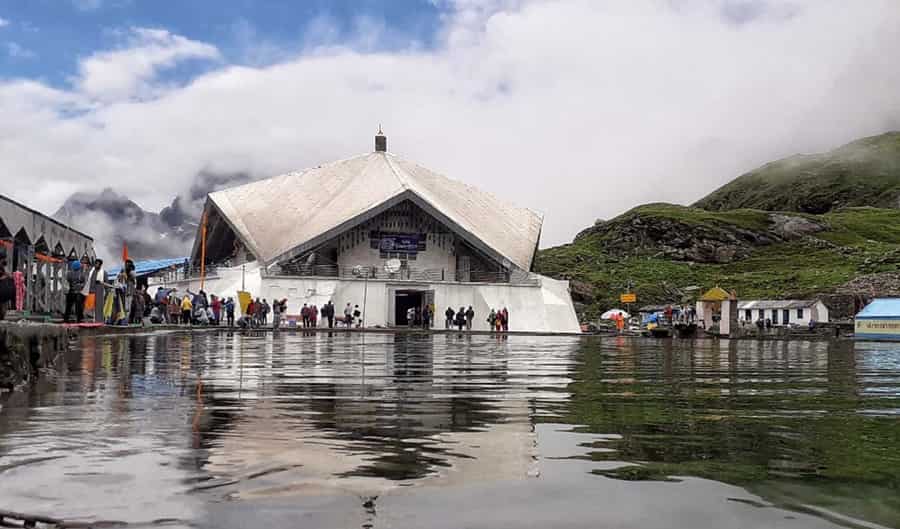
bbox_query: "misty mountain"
[53,170,255,261]
[694,132,900,213]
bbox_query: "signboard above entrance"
[370,232,426,254]
[620,293,637,304]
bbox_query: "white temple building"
[186,131,580,333]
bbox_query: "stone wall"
[0,322,68,392]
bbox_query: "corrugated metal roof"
[207,152,543,271]
[856,298,900,318]
[106,257,188,278]
[738,300,818,310]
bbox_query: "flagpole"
[199,210,208,291]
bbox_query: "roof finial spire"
[375,125,387,152]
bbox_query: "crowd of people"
[440,306,510,332]
[24,257,512,333]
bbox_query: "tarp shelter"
[106,257,188,279]
[855,298,900,341]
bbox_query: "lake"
[1,332,899,528]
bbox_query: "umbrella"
[601,309,630,320]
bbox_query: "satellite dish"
[384,259,402,274]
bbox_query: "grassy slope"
[535,205,900,318]
[694,132,900,213]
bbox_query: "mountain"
[536,131,900,320]
[53,169,254,261]
[694,132,900,213]
[535,204,900,320]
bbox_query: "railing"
[268,264,540,285]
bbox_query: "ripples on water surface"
[1,332,899,528]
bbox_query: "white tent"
[600,309,630,320]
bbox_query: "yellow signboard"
[620,293,637,304]
[856,319,900,340]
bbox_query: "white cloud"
[6,42,36,59]
[75,27,221,102]
[0,17,9,28]
[1,0,900,255]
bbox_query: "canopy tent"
[106,257,188,279]
[600,309,630,320]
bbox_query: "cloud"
[0,17,9,28]
[1,0,900,256]
[74,27,221,102]
[6,42,36,59]
[72,0,103,11]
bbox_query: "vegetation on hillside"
[535,204,900,319]
[694,132,900,213]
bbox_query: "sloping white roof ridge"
[382,151,412,190]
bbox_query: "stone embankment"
[0,321,70,393]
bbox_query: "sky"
[1,0,899,248]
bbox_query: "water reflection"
[0,333,898,528]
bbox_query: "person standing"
[122,260,137,324]
[465,306,475,331]
[272,298,282,330]
[310,304,319,328]
[301,304,309,328]
[445,307,455,329]
[456,306,466,331]
[422,304,431,329]
[133,286,147,324]
[64,260,86,323]
[0,248,11,321]
[344,303,353,328]
[501,307,509,332]
[211,295,221,325]
[353,305,362,328]
[225,297,235,327]
[83,260,106,323]
[487,309,496,332]
[262,299,270,326]
[181,293,193,325]
[324,300,335,328]
[168,293,181,324]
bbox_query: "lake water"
[1,332,899,529]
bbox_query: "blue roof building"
[855,298,900,341]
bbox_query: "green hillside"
[694,132,900,213]
[535,204,900,320]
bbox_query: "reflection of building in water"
[182,334,573,496]
[176,131,579,333]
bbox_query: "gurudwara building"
[188,131,579,333]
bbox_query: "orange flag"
[122,242,129,262]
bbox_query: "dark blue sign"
[378,233,424,253]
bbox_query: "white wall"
[236,273,580,333]
[166,266,580,333]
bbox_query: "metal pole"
[199,210,208,290]
[241,264,245,291]
[361,267,369,328]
